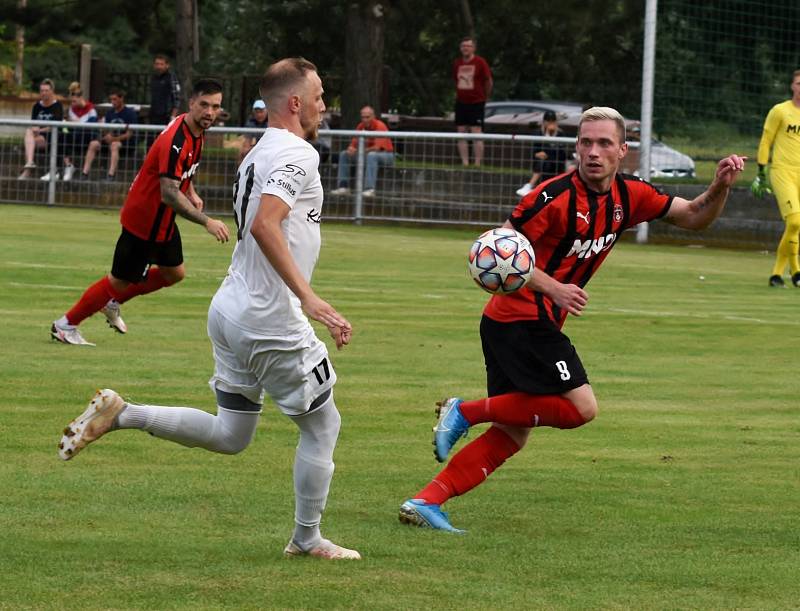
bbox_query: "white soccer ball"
[468,227,535,294]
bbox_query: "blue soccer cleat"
[399,499,465,533]
[432,397,469,462]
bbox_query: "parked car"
[486,101,695,179]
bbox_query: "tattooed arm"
[159,177,229,241]
[663,154,746,230]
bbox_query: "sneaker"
[63,165,75,182]
[50,322,95,346]
[362,189,376,198]
[40,171,60,181]
[105,174,116,182]
[58,389,127,460]
[792,272,800,287]
[284,538,361,560]
[516,183,534,197]
[399,499,465,533]
[433,397,469,463]
[330,186,350,195]
[101,299,127,334]
[768,274,785,288]
[17,165,35,180]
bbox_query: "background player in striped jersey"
[57,58,360,560]
[752,69,800,287]
[400,106,746,532]
[51,79,230,346]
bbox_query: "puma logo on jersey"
[576,211,590,225]
[307,208,321,223]
[568,233,617,259]
[541,191,553,203]
[172,145,181,154]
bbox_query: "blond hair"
[579,106,626,142]
[68,81,82,97]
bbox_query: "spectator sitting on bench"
[331,105,394,198]
[18,78,63,180]
[42,82,98,182]
[238,98,268,164]
[79,89,138,181]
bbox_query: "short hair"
[40,78,55,91]
[793,69,800,80]
[154,54,170,63]
[460,36,475,44]
[259,57,318,107]
[108,88,125,98]
[191,78,223,98]
[578,106,627,143]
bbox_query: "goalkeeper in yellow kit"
[753,69,800,287]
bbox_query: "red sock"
[459,392,586,429]
[416,426,520,506]
[114,268,174,304]
[65,276,121,326]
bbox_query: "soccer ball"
[468,228,535,294]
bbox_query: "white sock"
[55,316,72,329]
[116,403,259,454]
[290,395,341,550]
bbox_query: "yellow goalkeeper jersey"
[757,99,800,169]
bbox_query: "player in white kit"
[57,58,360,560]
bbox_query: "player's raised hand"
[715,154,746,187]
[205,218,230,242]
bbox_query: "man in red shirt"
[400,106,746,532]
[51,78,230,346]
[453,37,492,167]
[331,105,394,198]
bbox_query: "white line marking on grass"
[7,281,83,291]
[607,307,800,326]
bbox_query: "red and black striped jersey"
[484,169,673,328]
[120,114,204,242]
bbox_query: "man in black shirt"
[147,54,182,148]
[19,78,64,180]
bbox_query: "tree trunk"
[14,0,26,87]
[175,0,194,109]
[342,1,386,128]
[459,0,475,39]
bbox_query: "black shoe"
[769,274,785,287]
[792,272,800,287]
[104,174,115,182]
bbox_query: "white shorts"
[207,305,337,416]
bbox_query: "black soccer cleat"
[792,272,800,288]
[768,274,785,288]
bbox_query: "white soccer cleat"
[516,183,534,197]
[51,322,95,346]
[283,538,361,560]
[101,299,127,334]
[58,389,127,461]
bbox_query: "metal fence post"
[47,125,58,205]
[353,135,365,224]
[636,0,658,244]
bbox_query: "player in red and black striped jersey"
[400,107,746,532]
[51,79,230,346]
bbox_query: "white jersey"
[211,127,323,337]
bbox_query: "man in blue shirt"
[80,89,139,181]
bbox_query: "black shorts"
[111,226,183,283]
[454,101,486,127]
[480,315,588,396]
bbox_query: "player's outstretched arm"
[663,154,746,231]
[251,195,352,349]
[159,177,230,242]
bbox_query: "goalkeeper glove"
[750,172,772,198]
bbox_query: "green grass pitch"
[0,203,798,609]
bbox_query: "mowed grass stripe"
[1,203,797,609]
